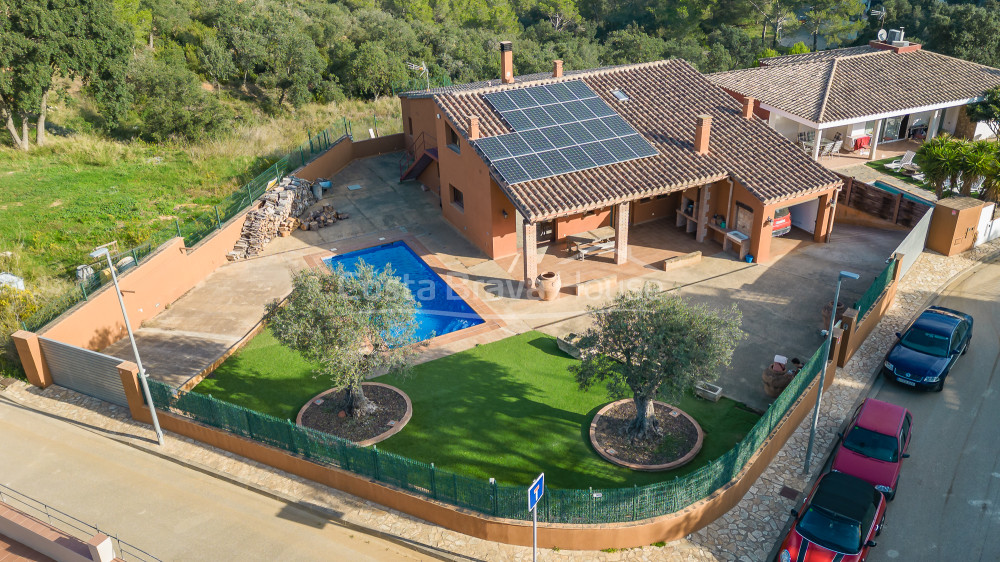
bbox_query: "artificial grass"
[198,329,760,489]
[193,329,331,420]
[864,156,935,193]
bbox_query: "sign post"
[528,473,544,562]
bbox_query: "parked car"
[882,306,973,391]
[772,207,792,236]
[831,398,912,500]
[777,472,886,562]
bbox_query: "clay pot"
[537,271,562,301]
[821,300,848,330]
[762,363,795,398]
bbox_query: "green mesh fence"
[854,259,898,320]
[21,127,351,334]
[146,343,827,524]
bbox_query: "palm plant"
[960,140,996,196]
[979,154,1000,204]
[916,136,958,198]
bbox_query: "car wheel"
[962,337,971,355]
[886,480,897,502]
[933,379,944,392]
[876,513,886,536]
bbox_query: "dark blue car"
[882,306,973,391]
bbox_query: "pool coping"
[302,232,505,350]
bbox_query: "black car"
[882,306,973,391]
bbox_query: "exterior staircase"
[399,132,438,183]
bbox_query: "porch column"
[928,109,943,139]
[868,119,883,161]
[695,184,711,242]
[811,128,823,161]
[614,202,629,265]
[523,220,538,288]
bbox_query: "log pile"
[298,204,350,232]
[228,176,317,261]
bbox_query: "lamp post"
[91,248,164,446]
[803,270,860,473]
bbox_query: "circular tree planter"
[589,399,704,471]
[296,382,412,446]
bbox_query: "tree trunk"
[149,30,154,50]
[36,91,48,147]
[812,30,819,52]
[20,112,30,150]
[4,112,26,150]
[342,383,377,418]
[625,395,662,444]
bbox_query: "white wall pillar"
[869,119,883,161]
[523,221,538,288]
[811,128,823,161]
[928,109,943,139]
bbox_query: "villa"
[398,43,843,286]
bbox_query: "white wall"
[789,198,819,234]
[768,114,804,142]
[941,106,960,135]
[974,121,996,140]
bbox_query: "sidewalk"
[3,238,998,561]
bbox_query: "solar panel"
[474,80,658,185]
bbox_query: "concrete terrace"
[101,151,907,412]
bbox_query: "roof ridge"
[815,58,839,122]
[445,59,676,97]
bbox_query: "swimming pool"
[323,241,484,342]
[873,181,935,206]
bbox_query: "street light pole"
[804,270,860,473]
[91,248,164,446]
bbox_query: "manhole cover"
[779,485,800,500]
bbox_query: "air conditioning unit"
[887,28,904,43]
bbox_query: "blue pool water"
[323,241,484,342]
[873,181,935,206]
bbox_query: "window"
[952,322,969,353]
[451,185,464,210]
[900,414,912,450]
[611,89,629,102]
[447,125,460,153]
[408,117,413,135]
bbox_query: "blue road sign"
[528,473,545,511]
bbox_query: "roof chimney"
[695,115,712,155]
[468,116,480,141]
[552,59,563,78]
[741,97,755,120]
[499,41,514,84]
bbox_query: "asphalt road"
[867,260,1000,561]
[0,397,436,562]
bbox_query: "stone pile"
[298,204,349,232]
[228,176,316,260]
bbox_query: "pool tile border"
[302,231,505,350]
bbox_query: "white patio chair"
[885,151,916,171]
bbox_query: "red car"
[831,398,912,500]
[777,472,886,562]
[772,207,792,236]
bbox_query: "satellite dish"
[877,29,888,41]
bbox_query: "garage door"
[789,199,820,234]
[38,338,128,407]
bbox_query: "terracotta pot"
[537,271,562,301]
[821,300,848,330]
[762,363,794,398]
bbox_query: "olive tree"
[266,262,420,418]
[571,288,745,443]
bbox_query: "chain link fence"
[147,342,826,524]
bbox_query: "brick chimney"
[695,115,712,155]
[552,59,563,78]
[468,116,480,141]
[741,97,755,120]
[500,41,514,84]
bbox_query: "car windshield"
[796,505,863,554]
[900,327,950,357]
[842,426,899,462]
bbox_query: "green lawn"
[197,330,760,489]
[865,156,935,193]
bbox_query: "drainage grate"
[779,485,800,501]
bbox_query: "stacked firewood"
[228,177,316,260]
[298,204,349,231]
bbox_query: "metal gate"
[38,338,128,407]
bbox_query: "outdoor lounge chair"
[885,151,916,171]
[576,240,616,260]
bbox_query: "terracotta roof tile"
[709,47,1000,124]
[433,59,839,222]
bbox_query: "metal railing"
[0,484,160,561]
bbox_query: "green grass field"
[865,156,935,193]
[196,330,760,488]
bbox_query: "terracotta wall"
[40,207,254,351]
[926,198,984,257]
[554,210,612,240]
[111,336,843,550]
[296,134,406,182]
[632,194,678,225]
[837,255,903,366]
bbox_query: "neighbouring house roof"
[419,59,840,222]
[708,46,1000,125]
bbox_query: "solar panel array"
[475,81,658,185]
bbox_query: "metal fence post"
[175,219,181,238]
[430,463,437,499]
[80,282,88,300]
[343,117,348,137]
[299,147,305,166]
[214,206,222,229]
[372,446,380,481]
[491,478,498,515]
